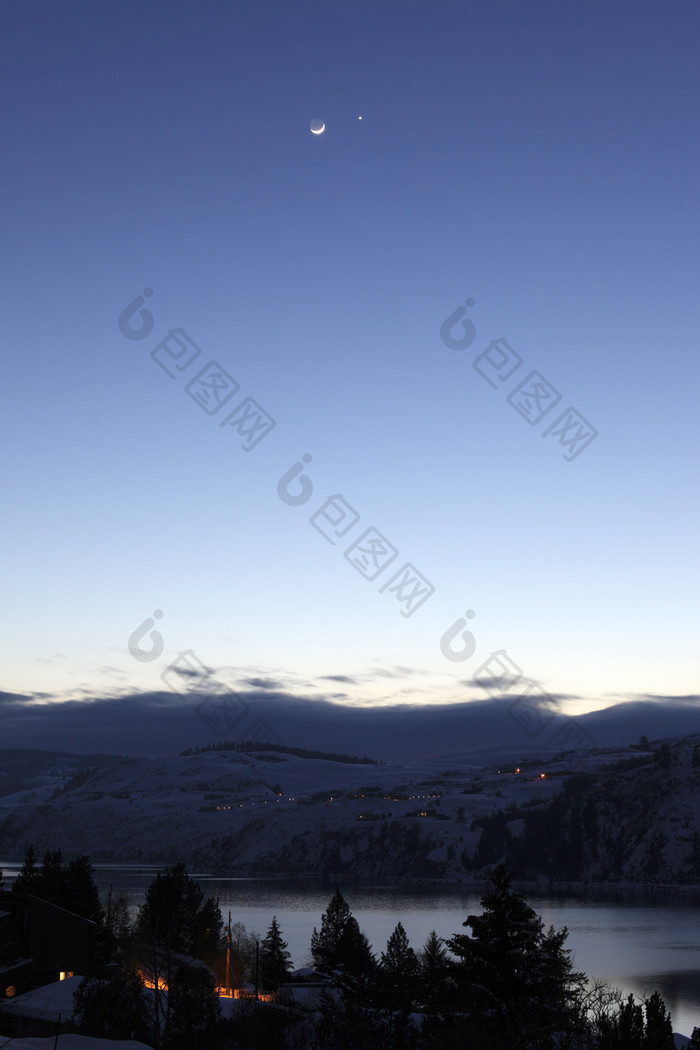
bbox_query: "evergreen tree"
[259,916,292,991]
[135,863,222,1046]
[445,864,585,1048]
[13,844,38,894]
[310,889,374,979]
[13,846,103,924]
[616,993,645,1048]
[337,915,375,980]
[377,922,418,1014]
[376,922,419,1047]
[418,930,450,1018]
[641,990,675,1049]
[62,854,104,922]
[135,862,221,960]
[311,889,352,971]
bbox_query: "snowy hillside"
[2,737,700,885]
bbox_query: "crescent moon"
[310,119,325,135]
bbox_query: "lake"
[4,862,700,1038]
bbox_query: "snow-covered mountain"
[2,736,700,885]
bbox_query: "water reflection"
[3,864,700,1036]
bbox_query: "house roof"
[285,967,334,983]
[0,975,83,1023]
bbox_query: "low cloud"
[1,685,698,763]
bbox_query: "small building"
[276,967,341,1009]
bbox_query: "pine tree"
[642,990,675,1049]
[136,862,221,959]
[135,863,222,1046]
[310,890,374,979]
[259,916,292,991]
[13,844,38,894]
[311,889,352,971]
[445,864,585,1048]
[617,993,645,1048]
[447,864,544,1010]
[419,930,450,1018]
[13,846,103,925]
[62,854,103,922]
[378,922,418,1012]
[338,915,375,979]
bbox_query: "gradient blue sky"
[2,1,698,753]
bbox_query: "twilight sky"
[1,0,698,756]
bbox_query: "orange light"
[137,970,168,991]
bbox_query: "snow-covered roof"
[287,967,331,981]
[0,975,82,1022]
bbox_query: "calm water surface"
[4,863,700,1037]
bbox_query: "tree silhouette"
[310,890,374,979]
[167,962,221,1048]
[259,916,292,991]
[311,889,351,970]
[446,865,585,1047]
[134,863,221,1046]
[135,862,221,960]
[378,922,417,1013]
[72,967,149,1042]
[641,990,675,1049]
[418,930,450,1019]
[376,921,418,1047]
[13,845,103,924]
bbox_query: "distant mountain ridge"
[2,690,699,761]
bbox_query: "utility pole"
[225,911,231,997]
[254,938,259,1000]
